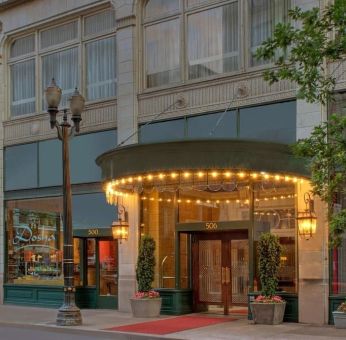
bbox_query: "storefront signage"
[88,229,99,236]
[13,224,56,245]
[205,222,218,230]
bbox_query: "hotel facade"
[0,0,345,325]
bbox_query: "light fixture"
[297,192,317,240]
[112,205,129,241]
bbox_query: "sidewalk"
[0,304,346,339]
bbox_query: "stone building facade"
[0,0,345,325]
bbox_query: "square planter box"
[333,311,346,329]
[251,302,286,325]
[130,298,162,318]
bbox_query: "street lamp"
[45,79,84,326]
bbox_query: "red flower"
[134,290,160,299]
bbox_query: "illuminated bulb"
[150,197,154,201]
[238,172,245,178]
[158,198,163,202]
[142,196,147,200]
[264,197,269,201]
[255,198,260,202]
[226,200,230,203]
[245,199,249,204]
[293,177,298,183]
[186,200,191,203]
[137,176,142,182]
[300,179,304,184]
[167,199,172,202]
[197,171,204,178]
[206,200,210,203]
[171,172,177,179]
[177,199,182,203]
[251,173,258,179]
[216,200,220,204]
[236,199,240,203]
[121,178,126,184]
[211,171,218,178]
[273,197,277,200]
[264,173,270,179]
[224,171,231,178]
[196,200,201,204]
[275,175,280,181]
[183,172,190,178]
[147,174,153,180]
[128,177,133,183]
[284,176,290,182]
[159,173,165,180]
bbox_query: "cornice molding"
[116,14,136,29]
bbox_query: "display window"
[6,197,63,285]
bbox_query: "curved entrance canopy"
[96,140,309,204]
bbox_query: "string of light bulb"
[104,169,305,205]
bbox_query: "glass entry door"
[74,238,118,309]
[192,231,249,315]
[98,240,118,308]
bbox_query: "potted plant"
[130,235,162,317]
[333,300,346,328]
[251,233,286,325]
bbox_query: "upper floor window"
[9,8,116,118]
[143,0,290,89]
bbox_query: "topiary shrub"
[257,232,282,297]
[136,235,156,293]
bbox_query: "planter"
[130,298,162,318]
[251,302,286,325]
[333,311,346,329]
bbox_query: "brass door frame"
[192,230,248,315]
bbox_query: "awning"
[96,139,309,181]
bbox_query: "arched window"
[143,0,290,89]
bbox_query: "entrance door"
[192,231,249,315]
[74,238,118,309]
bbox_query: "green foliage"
[136,235,156,292]
[256,3,346,105]
[257,233,282,297]
[257,2,346,248]
[293,114,346,247]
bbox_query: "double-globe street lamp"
[45,79,85,326]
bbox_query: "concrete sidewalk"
[0,304,346,339]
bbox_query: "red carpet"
[107,316,237,335]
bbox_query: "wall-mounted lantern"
[111,204,129,241]
[297,192,317,240]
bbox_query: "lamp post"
[45,79,84,326]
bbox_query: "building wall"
[0,0,344,323]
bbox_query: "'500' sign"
[205,222,218,230]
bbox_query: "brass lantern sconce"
[112,204,129,241]
[297,192,317,240]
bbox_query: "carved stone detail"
[4,100,117,146]
[138,73,296,122]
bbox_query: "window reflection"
[6,198,63,286]
[99,240,118,296]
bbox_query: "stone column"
[296,99,329,324]
[112,0,139,312]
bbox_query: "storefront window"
[254,181,297,293]
[6,197,63,285]
[87,238,96,286]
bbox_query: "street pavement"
[0,304,345,339]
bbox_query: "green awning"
[96,139,309,181]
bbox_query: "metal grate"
[198,240,222,303]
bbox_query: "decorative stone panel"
[138,72,296,122]
[3,100,117,146]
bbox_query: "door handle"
[221,267,226,284]
[226,267,231,284]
